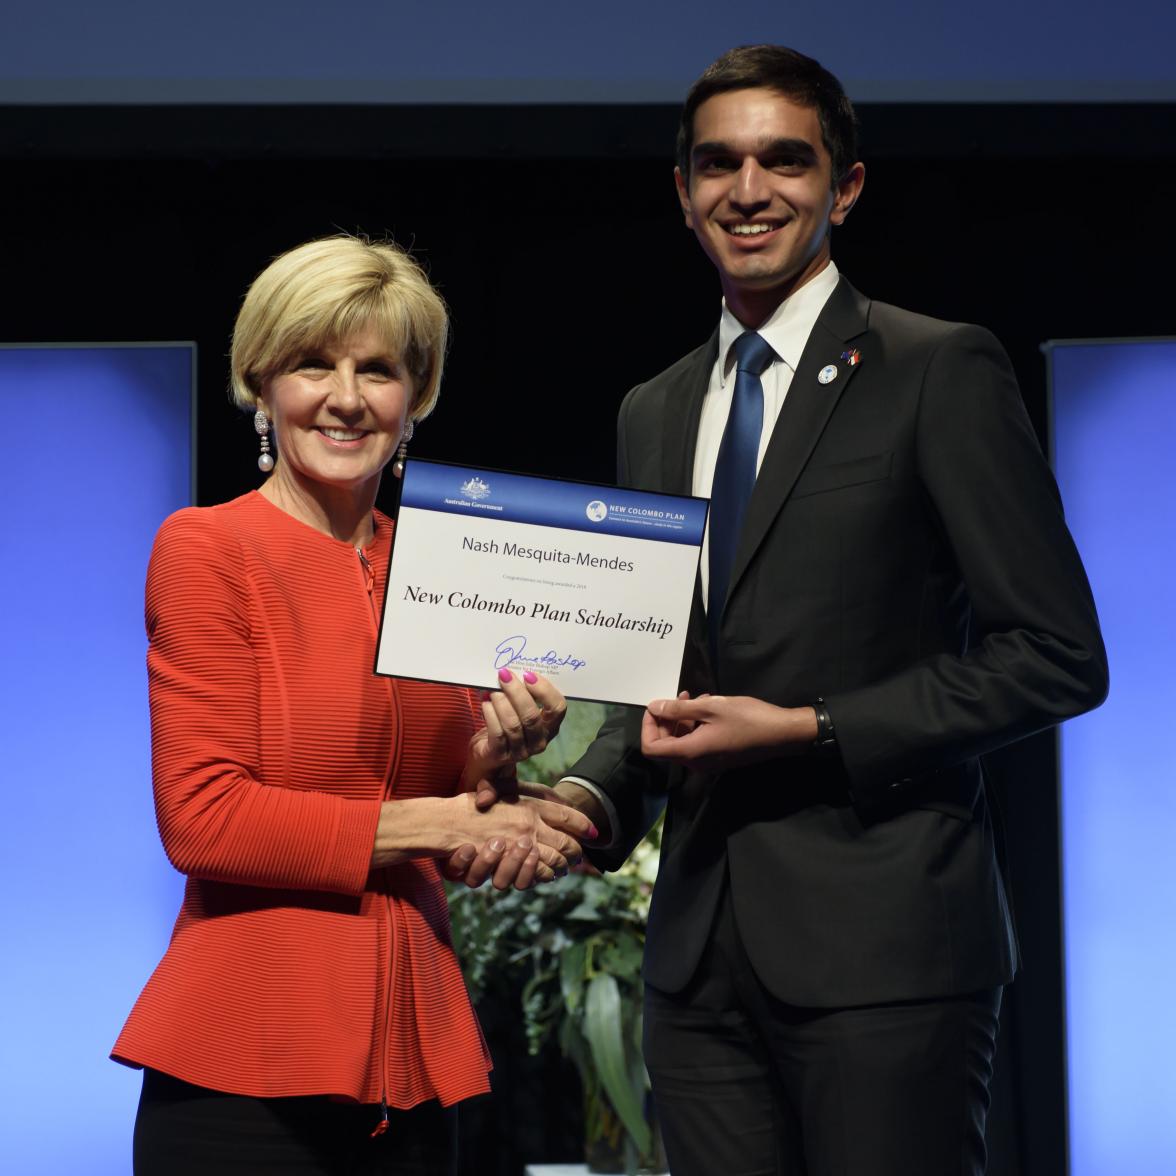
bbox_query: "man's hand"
[549,779,610,846]
[641,694,818,772]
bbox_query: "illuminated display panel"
[1050,339,1176,1176]
[0,345,193,1175]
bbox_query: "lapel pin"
[841,348,862,367]
[818,364,839,385]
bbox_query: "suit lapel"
[652,331,717,683]
[723,279,871,610]
[660,329,718,496]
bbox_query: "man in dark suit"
[549,45,1109,1176]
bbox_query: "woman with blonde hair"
[113,235,592,1175]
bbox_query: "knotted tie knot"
[733,330,775,377]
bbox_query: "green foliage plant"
[447,702,665,1174]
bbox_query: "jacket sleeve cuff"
[324,798,383,895]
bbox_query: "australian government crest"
[460,476,491,501]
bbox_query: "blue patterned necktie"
[708,330,775,658]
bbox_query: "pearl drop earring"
[254,409,274,473]
[393,419,414,478]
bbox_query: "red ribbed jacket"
[112,492,491,1107]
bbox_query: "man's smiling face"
[675,87,863,325]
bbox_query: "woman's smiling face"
[257,321,413,501]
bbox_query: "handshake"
[445,667,605,891]
[370,668,607,888]
[441,772,603,891]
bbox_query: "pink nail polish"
[523,670,538,684]
[498,668,513,684]
[588,824,600,840]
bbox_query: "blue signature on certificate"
[494,635,587,672]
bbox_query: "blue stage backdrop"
[0,345,193,1175]
[2,0,1174,102]
[1050,339,1176,1176]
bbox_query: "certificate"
[375,460,708,707]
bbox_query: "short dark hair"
[676,45,859,186]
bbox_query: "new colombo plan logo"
[460,476,491,501]
[585,500,608,523]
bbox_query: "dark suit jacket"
[570,278,1108,1008]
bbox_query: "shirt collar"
[718,260,840,379]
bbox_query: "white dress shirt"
[695,260,841,608]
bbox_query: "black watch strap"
[813,697,837,750]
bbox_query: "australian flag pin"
[841,348,862,367]
[818,364,838,385]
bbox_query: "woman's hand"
[464,670,567,791]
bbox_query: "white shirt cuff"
[559,776,621,850]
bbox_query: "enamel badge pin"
[840,348,862,367]
[818,364,838,385]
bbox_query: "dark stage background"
[4,102,1172,1175]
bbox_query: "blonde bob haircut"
[230,235,448,421]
